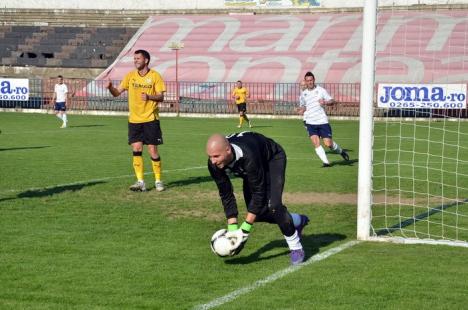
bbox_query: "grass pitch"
[0,112,467,309]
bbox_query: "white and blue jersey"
[299,85,332,125]
[54,83,68,111]
[54,83,68,103]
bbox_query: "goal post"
[357,0,376,241]
[357,1,468,247]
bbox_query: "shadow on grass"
[376,198,468,236]
[225,232,347,265]
[0,146,51,152]
[0,181,106,203]
[166,176,213,188]
[322,149,357,167]
[329,158,358,167]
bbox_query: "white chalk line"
[193,240,360,310]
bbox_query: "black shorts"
[304,122,333,139]
[237,103,247,112]
[54,102,66,111]
[128,119,163,145]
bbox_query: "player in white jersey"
[298,71,349,167]
[52,75,69,128]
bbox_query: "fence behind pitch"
[1,79,467,118]
[0,79,362,116]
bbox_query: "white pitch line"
[193,240,360,310]
[1,165,206,194]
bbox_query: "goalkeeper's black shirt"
[208,132,286,218]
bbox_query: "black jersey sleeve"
[207,160,239,219]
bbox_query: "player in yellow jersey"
[232,80,252,128]
[106,49,166,192]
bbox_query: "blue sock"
[290,213,302,228]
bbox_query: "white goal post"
[357,0,468,247]
[357,0,376,242]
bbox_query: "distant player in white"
[52,75,68,128]
[298,71,349,167]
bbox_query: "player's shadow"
[0,146,51,152]
[328,149,357,166]
[0,181,105,204]
[225,232,347,265]
[330,158,358,167]
[166,176,213,188]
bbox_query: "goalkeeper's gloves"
[225,221,252,255]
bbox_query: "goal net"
[358,1,468,247]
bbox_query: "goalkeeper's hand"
[225,222,252,255]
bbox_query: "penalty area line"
[193,240,360,310]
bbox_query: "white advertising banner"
[378,84,467,109]
[0,79,30,101]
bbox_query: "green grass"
[1,112,467,309]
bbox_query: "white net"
[369,5,468,246]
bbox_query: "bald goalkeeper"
[206,132,309,265]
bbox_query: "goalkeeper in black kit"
[206,132,309,265]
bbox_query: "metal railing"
[1,78,466,118]
[0,78,361,116]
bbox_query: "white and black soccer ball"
[210,229,236,257]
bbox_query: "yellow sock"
[151,157,162,182]
[133,155,144,181]
[239,116,244,126]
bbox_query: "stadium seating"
[0,25,137,68]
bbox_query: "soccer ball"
[210,229,235,257]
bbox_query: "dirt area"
[163,191,358,221]
[283,192,357,205]
[162,190,457,220]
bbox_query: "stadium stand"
[0,8,148,27]
[0,25,137,69]
[0,4,466,117]
[2,5,467,84]
[99,10,468,85]
[0,9,143,78]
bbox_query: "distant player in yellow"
[106,49,166,192]
[232,80,252,128]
